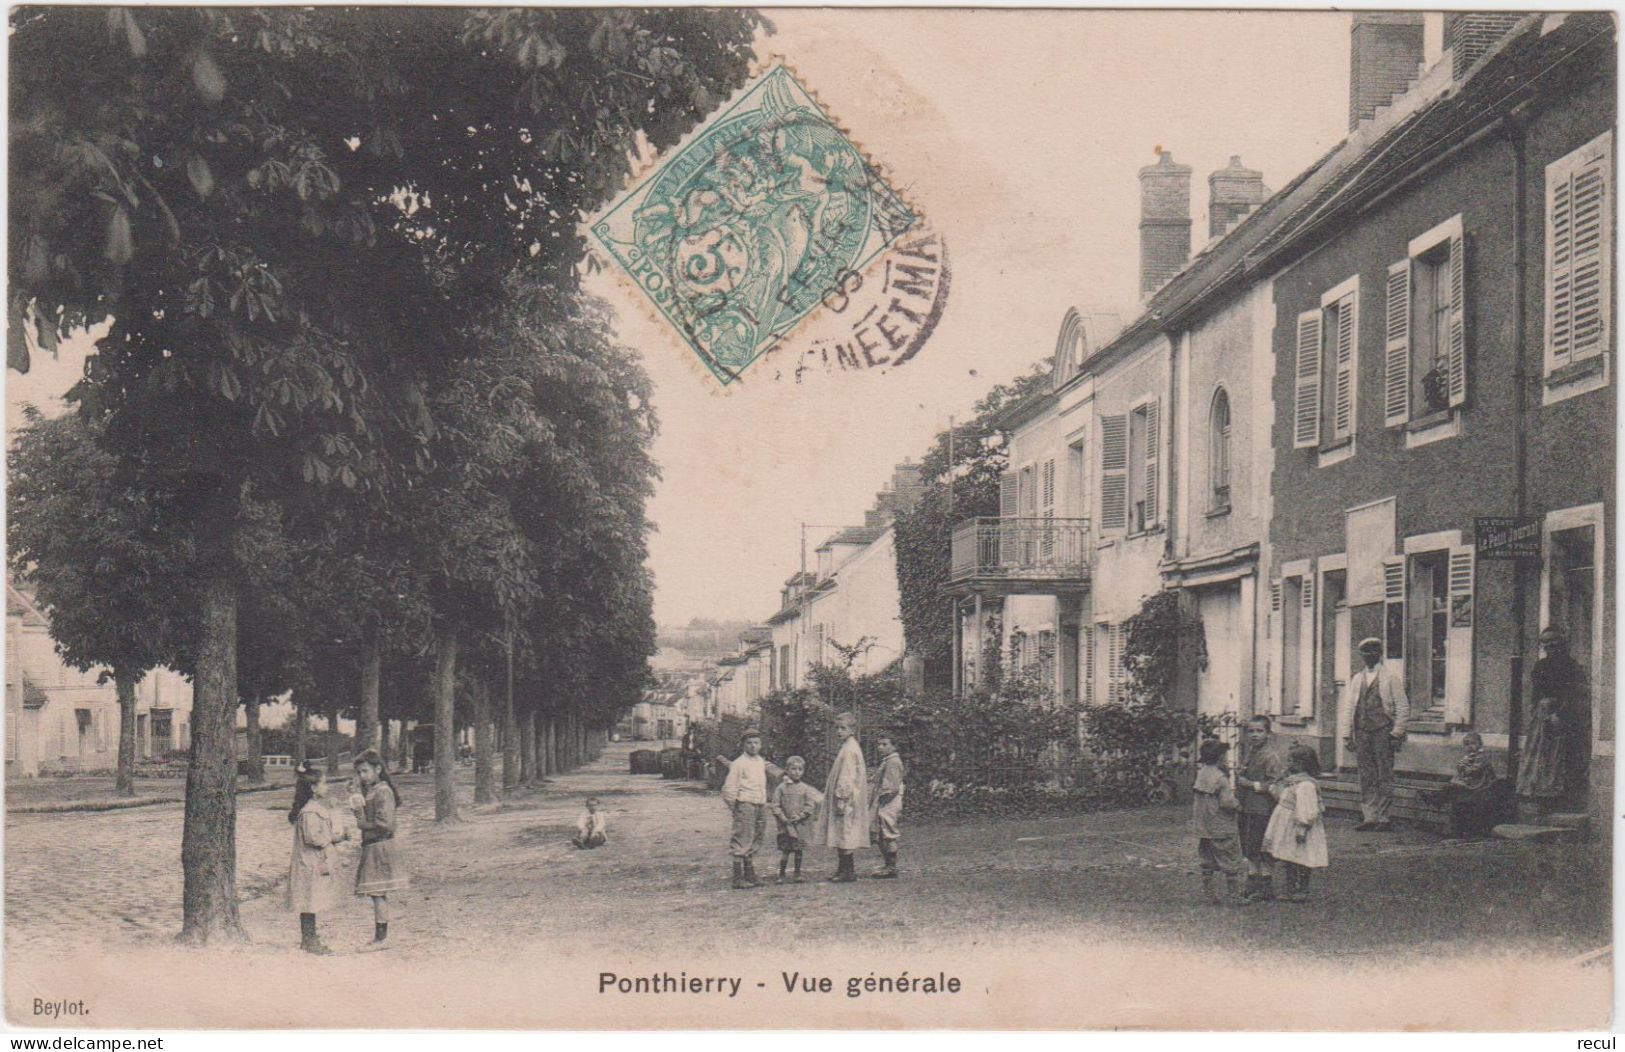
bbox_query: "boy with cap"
[721,728,773,889]
[1193,738,1246,906]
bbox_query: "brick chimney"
[1139,149,1192,299]
[1348,13,1425,131]
[1444,13,1525,80]
[1208,156,1269,239]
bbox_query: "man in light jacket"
[1339,637,1409,831]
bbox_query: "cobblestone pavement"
[5,791,294,951]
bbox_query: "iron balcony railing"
[949,516,1092,583]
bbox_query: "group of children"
[286,748,409,954]
[1193,717,1503,906]
[720,712,905,889]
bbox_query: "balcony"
[947,517,1092,594]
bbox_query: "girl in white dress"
[1263,744,1328,902]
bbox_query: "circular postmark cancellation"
[591,65,925,386]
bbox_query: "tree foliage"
[892,364,1052,682]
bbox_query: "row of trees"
[8,8,763,943]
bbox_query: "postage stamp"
[591,65,919,386]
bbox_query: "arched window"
[1209,387,1232,511]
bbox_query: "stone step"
[1491,823,1580,843]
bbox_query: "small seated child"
[1191,738,1246,906]
[769,755,824,883]
[1262,744,1328,903]
[1442,732,1502,838]
[572,797,607,849]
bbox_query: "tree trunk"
[358,634,381,755]
[293,693,308,764]
[243,695,265,785]
[502,646,519,792]
[519,709,536,785]
[114,668,139,797]
[548,718,559,774]
[178,568,244,944]
[473,681,494,805]
[326,700,341,776]
[401,721,415,774]
[432,628,459,821]
[380,718,392,772]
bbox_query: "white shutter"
[1546,133,1612,373]
[1385,259,1411,426]
[1268,580,1283,715]
[1444,545,1475,724]
[1293,310,1323,448]
[1142,400,1160,526]
[1299,574,1316,718]
[999,471,1020,564]
[1332,294,1356,439]
[1099,415,1128,532]
[1107,624,1124,704]
[1082,625,1095,706]
[1447,230,1468,407]
[1040,458,1056,560]
[1382,556,1406,669]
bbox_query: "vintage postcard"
[3,6,1614,1036]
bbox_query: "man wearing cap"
[1339,637,1409,831]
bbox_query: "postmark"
[592,65,919,386]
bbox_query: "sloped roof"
[1245,13,1613,273]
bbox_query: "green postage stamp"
[592,65,919,385]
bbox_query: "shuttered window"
[1382,556,1406,663]
[1039,458,1056,560]
[1328,294,1356,441]
[1444,545,1475,725]
[1546,132,1612,381]
[1099,415,1128,532]
[1391,214,1468,426]
[1292,310,1322,449]
[1082,625,1095,706]
[1140,400,1159,528]
[999,470,1020,564]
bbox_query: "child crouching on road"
[1262,744,1328,902]
[1192,739,1246,906]
[572,796,608,849]
[770,756,823,883]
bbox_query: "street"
[4,741,1609,1029]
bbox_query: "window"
[779,645,791,689]
[1388,536,1475,725]
[1385,215,1466,434]
[1294,277,1358,461]
[1093,623,1128,704]
[1270,567,1315,717]
[1544,132,1612,403]
[1208,387,1232,511]
[1066,438,1088,518]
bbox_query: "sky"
[604,10,1443,627]
[6,11,1447,631]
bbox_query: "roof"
[817,525,886,549]
[7,584,48,628]
[1244,13,1613,274]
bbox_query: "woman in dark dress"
[1517,626,1590,808]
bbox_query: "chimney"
[1348,13,1425,131]
[1208,156,1269,239]
[1139,149,1192,299]
[1444,13,1525,80]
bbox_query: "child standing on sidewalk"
[1192,739,1246,906]
[287,762,350,954]
[721,728,772,889]
[769,756,823,883]
[868,734,905,879]
[351,749,408,948]
[1263,744,1328,902]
